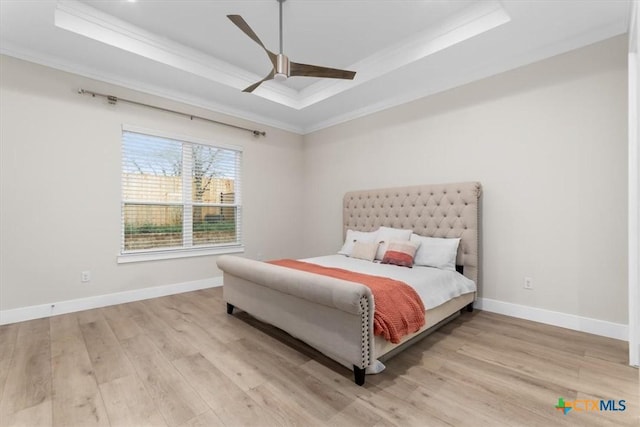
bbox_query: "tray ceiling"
[0,0,632,134]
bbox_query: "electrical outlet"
[524,276,533,290]
[81,271,91,283]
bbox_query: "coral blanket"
[268,259,425,344]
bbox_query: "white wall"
[628,0,639,366]
[302,36,629,325]
[0,55,304,312]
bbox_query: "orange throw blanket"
[269,259,425,344]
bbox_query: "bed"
[217,181,481,385]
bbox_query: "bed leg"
[353,366,365,386]
[226,303,235,315]
[466,303,474,313]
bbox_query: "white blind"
[121,129,242,253]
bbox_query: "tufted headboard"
[343,182,482,284]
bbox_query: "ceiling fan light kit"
[227,0,356,93]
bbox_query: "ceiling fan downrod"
[278,0,285,55]
[275,0,288,81]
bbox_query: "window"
[119,126,243,262]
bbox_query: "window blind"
[121,129,242,254]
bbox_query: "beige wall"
[302,36,629,324]
[0,55,304,311]
[0,35,629,326]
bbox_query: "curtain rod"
[78,88,266,137]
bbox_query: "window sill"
[117,245,244,264]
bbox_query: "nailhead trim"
[359,296,371,369]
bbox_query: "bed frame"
[217,181,481,385]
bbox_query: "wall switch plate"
[524,276,533,290]
[81,271,91,283]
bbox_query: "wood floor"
[0,287,637,427]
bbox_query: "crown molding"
[0,43,304,135]
[301,19,628,134]
[55,0,301,108]
[297,0,510,108]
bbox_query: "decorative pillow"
[381,240,421,268]
[338,229,377,256]
[350,241,380,262]
[410,234,460,271]
[374,226,413,260]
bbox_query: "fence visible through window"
[121,128,242,253]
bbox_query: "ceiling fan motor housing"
[275,53,289,81]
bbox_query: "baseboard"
[2,285,627,342]
[474,297,628,341]
[0,277,223,325]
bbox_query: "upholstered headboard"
[343,182,482,284]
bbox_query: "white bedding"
[301,254,476,310]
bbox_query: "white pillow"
[374,227,413,260]
[338,229,377,256]
[410,234,460,271]
[350,241,380,262]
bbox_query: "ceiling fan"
[227,0,356,93]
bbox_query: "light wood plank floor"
[0,287,637,426]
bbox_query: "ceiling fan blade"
[227,15,277,67]
[290,62,356,80]
[227,15,267,49]
[243,70,275,93]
